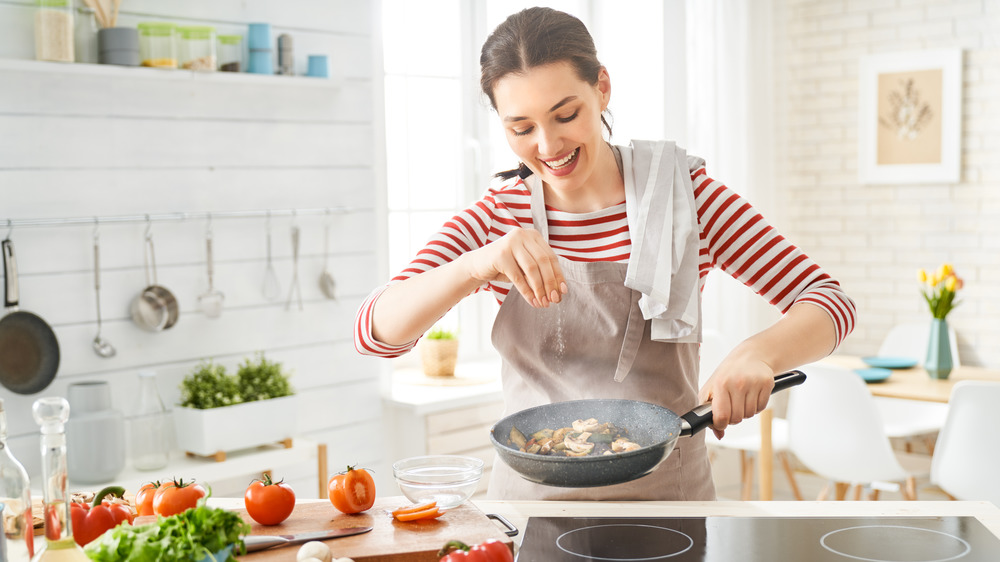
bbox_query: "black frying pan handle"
[2,239,17,309]
[679,370,807,436]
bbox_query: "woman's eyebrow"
[503,96,578,123]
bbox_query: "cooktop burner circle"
[555,524,694,561]
[820,525,972,562]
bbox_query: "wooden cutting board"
[235,496,513,561]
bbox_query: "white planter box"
[173,395,298,457]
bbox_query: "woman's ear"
[597,67,611,111]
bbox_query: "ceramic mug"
[66,381,126,483]
[307,55,329,78]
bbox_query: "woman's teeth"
[544,148,579,170]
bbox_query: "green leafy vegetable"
[179,354,293,409]
[83,499,251,561]
[236,352,294,403]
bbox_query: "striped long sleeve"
[355,168,856,357]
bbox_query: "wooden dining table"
[820,354,1000,403]
[749,355,1000,500]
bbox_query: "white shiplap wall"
[771,0,1000,367]
[0,0,390,497]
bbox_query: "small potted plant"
[173,354,297,460]
[420,327,459,377]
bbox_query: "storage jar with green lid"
[138,22,177,68]
[217,34,243,72]
[34,0,74,63]
[177,25,217,71]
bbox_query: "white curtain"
[684,0,778,346]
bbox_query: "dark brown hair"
[480,7,612,180]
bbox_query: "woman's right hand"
[462,228,567,307]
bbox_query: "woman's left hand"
[698,355,776,439]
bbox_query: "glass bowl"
[392,455,484,509]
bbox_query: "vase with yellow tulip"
[918,263,962,379]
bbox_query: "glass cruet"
[1,398,34,560]
[30,397,89,561]
[128,371,170,470]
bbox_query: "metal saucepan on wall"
[490,370,807,488]
[130,223,179,331]
[0,238,61,394]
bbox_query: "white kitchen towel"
[620,140,702,342]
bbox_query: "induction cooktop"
[516,516,1000,561]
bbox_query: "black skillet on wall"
[0,239,60,394]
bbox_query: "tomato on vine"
[244,473,296,525]
[135,481,161,517]
[152,478,207,517]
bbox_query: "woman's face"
[493,61,611,197]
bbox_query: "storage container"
[35,0,75,62]
[178,25,216,71]
[217,34,243,72]
[246,22,273,75]
[137,21,177,68]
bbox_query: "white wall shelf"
[0,57,343,88]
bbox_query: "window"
[381,1,678,362]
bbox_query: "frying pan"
[489,370,806,488]
[0,239,60,395]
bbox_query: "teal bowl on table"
[196,545,233,562]
[855,367,892,383]
[861,356,918,369]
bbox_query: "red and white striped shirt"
[355,167,856,357]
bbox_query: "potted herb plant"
[420,327,459,377]
[172,354,297,459]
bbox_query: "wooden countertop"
[471,500,1000,547]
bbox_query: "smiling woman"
[362,5,856,502]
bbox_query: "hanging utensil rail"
[2,206,360,230]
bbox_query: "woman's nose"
[537,127,562,157]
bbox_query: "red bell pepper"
[438,539,514,562]
[70,485,135,546]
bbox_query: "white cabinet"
[384,361,504,500]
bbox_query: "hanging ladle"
[262,212,281,301]
[286,216,303,311]
[198,215,225,318]
[319,210,337,300]
[92,221,115,358]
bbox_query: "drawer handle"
[487,513,518,537]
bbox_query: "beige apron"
[486,174,716,501]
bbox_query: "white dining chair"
[700,329,802,500]
[872,322,958,453]
[787,363,921,500]
[930,381,1000,506]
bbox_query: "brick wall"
[772,0,1000,366]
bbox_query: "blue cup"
[248,50,273,75]
[306,55,329,78]
[247,23,271,50]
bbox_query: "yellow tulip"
[941,263,954,277]
[945,275,957,292]
[917,269,928,283]
[930,273,941,287]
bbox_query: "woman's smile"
[540,147,580,175]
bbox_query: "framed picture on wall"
[858,49,962,184]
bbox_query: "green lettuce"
[84,500,251,562]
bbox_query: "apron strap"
[528,175,549,241]
[613,296,646,382]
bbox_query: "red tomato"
[152,478,207,517]
[244,474,296,525]
[135,481,161,517]
[328,465,376,514]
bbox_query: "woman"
[356,7,855,500]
